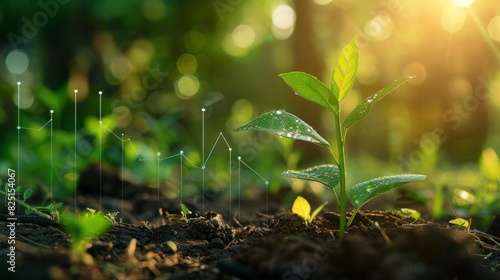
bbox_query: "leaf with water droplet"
[282,164,339,190]
[344,76,414,129]
[331,38,358,102]
[348,174,426,209]
[234,110,330,148]
[279,71,338,114]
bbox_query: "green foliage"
[292,196,327,225]
[394,208,422,221]
[61,210,112,255]
[236,38,426,240]
[449,218,470,229]
[180,203,192,217]
[349,174,426,208]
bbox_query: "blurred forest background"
[0,0,499,226]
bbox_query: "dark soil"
[1,165,500,280]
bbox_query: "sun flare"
[452,0,474,8]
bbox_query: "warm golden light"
[452,0,474,8]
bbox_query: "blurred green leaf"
[449,218,470,229]
[331,38,358,102]
[349,174,426,208]
[279,71,338,114]
[234,110,330,148]
[282,164,339,190]
[344,76,414,129]
[23,189,33,201]
[480,148,500,181]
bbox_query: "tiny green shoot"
[394,208,421,221]
[235,38,426,240]
[61,210,112,256]
[449,218,470,229]
[180,203,192,218]
[292,195,327,225]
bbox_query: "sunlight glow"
[441,6,467,33]
[488,16,500,42]
[452,0,474,8]
[272,4,296,40]
[364,15,393,41]
[175,75,200,99]
[232,24,256,48]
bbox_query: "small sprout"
[61,210,112,256]
[23,189,33,201]
[236,38,426,240]
[395,208,421,221]
[165,240,178,253]
[180,203,192,217]
[292,196,327,226]
[449,218,470,229]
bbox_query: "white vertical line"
[74,89,78,212]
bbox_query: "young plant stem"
[334,114,347,241]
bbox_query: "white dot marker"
[201,108,206,112]
[229,148,232,151]
[17,126,21,130]
[17,82,21,85]
[202,165,205,169]
[265,181,269,185]
[99,91,103,95]
[50,110,54,113]
[74,89,78,94]
[238,156,241,160]
[180,150,184,154]
[157,152,161,156]
[99,121,102,124]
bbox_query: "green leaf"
[395,208,421,221]
[310,201,328,222]
[234,110,330,148]
[331,38,359,102]
[349,174,426,208]
[344,76,414,129]
[449,218,470,229]
[292,196,311,225]
[180,203,192,216]
[279,71,338,114]
[282,164,339,190]
[23,189,33,201]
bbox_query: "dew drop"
[306,136,312,141]
[367,99,373,103]
[276,110,283,115]
[287,133,292,137]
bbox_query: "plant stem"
[334,114,347,241]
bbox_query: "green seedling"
[61,210,112,256]
[165,240,178,253]
[449,217,470,229]
[292,195,327,225]
[1,181,61,220]
[180,203,192,218]
[394,208,421,221]
[236,38,426,240]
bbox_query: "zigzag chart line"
[14,82,269,221]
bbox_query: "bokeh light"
[232,24,256,48]
[175,75,200,99]
[365,15,394,41]
[142,0,167,21]
[176,54,198,75]
[441,6,467,33]
[488,16,500,42]
[452,0,475,8]
[5,50,29,74]
[272,4,296,40]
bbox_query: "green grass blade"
[331,38,358,102]
[234,110,330,148]
[344,76,414,129]
[310,201,328,223]
[348,174,426,209]
[282,164,339,190]
[279,71,338,114]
